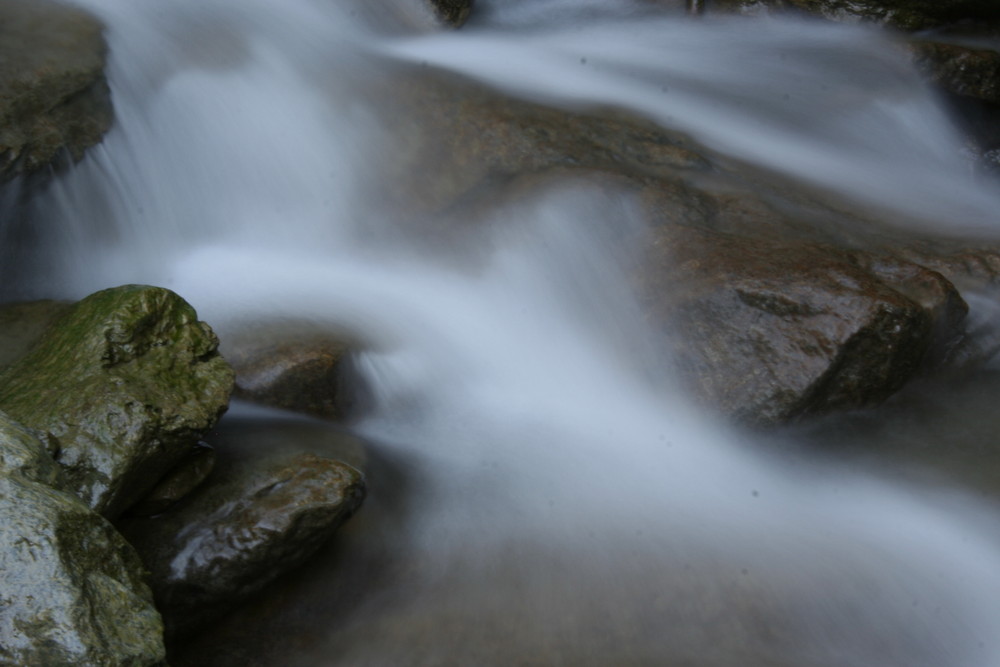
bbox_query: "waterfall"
[10,0,1000,664]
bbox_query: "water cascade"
[7,0,1000,664]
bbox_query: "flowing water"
[7,0,1000,664]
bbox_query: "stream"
[8,0,1000,664]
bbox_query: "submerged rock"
[0,411,166,666]
[0,0,113,181]
[118,417,367,637]
[223,321,366,420]
[0,285,234,518]
[374,67,1000,424]
[429,0,474,27]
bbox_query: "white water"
[12,0,1000,664]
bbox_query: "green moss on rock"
[0,285,234,518]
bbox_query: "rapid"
[7,0,1000,664]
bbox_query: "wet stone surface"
[223,321,366,421]
[0,411,166,666]
[0,285,234,518]
[0,0,113,181]
[117,414,367,638]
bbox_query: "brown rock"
[639,225,968,423]
[374,65,991,424]
[223,322,365,420]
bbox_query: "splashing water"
[9,0,1000,664]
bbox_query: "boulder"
[372,67,1000,424]
[0,411,166,666]
[0,0,113,181]
[117,417,367,637]
[0,285,234,518]
[639,225,968,424]
[372,69,710,223]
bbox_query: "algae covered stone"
[0,284,234,518]
[0,411,166,666]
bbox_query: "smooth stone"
[117,414,367,637]
[223,321,366,421]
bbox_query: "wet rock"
[708,0,1000,30]
[223,321,366,420]
[429,0,473,27]
[911,41,1000,105]
[0,299,72,368]
[0,285,234,518]
[118,416,367,636]
[639,225,968,424]
[375,69,710,223]
[0,411,166,666]
[0,0,113,181]
[376,66,998,424]
[128,443,217,517]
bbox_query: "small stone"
[127,443,217,517]
[117,417,367,637]
[224,321,366,420]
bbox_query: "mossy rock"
[0,0,113,181]
[0,285,234,518]
[0,299,72,369]
[0,411,166,666]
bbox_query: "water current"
[9,0,1000,664]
